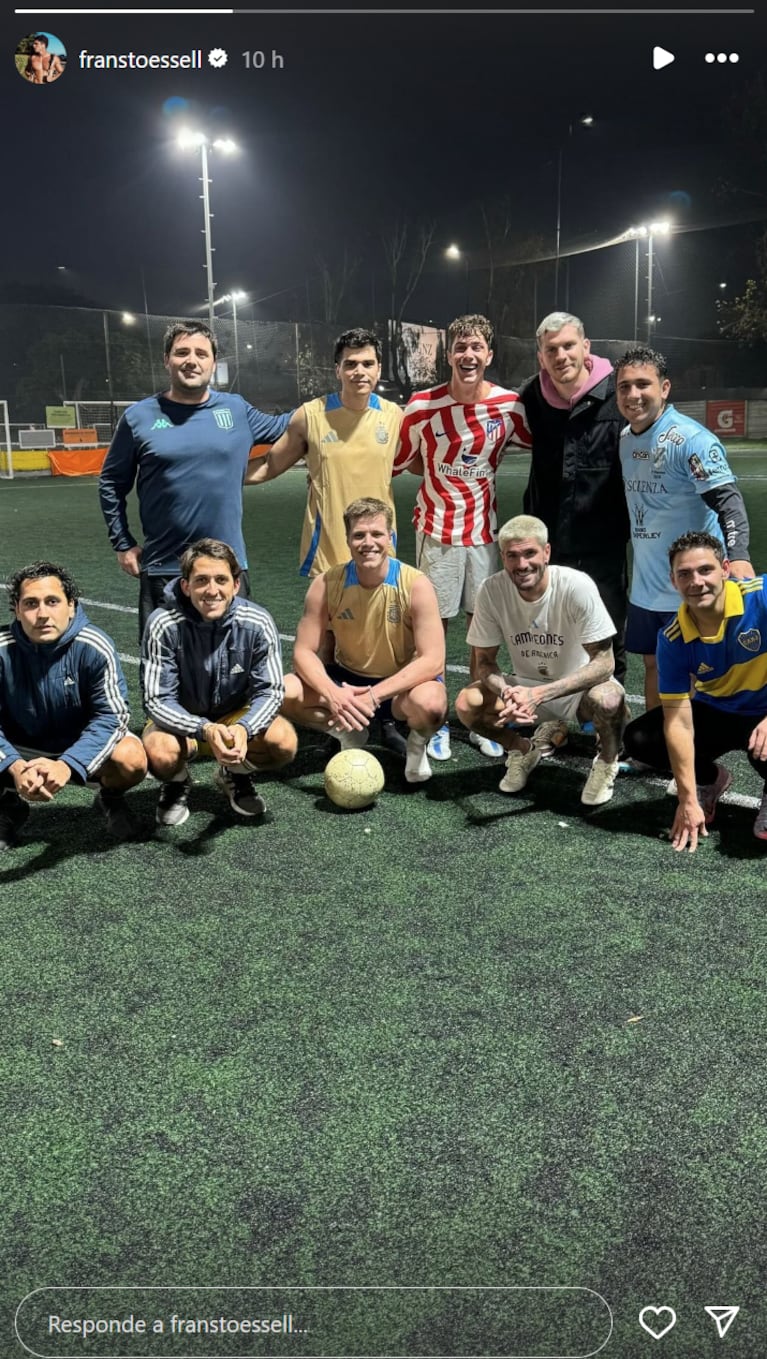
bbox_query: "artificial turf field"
[3,455,767,1358]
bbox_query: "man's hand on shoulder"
[117,546,142,578]
[729,559,755,580]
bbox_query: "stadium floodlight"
[177,130,239,333]
[623,220,673,340]
[444,244,469,308]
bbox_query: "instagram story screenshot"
[1,0,767,1356]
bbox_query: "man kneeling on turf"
[455,515,625,805]
[0,561,146,850]
[282,497,447,784]
[623,530,767,852]
[141,538,296,823]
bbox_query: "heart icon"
[639,1306,677,1340]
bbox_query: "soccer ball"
[324,749,385,810]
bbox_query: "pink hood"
[539,353,613,410]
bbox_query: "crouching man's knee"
[455,683,486,729]
[100,734,147,790]
[587,680,625,719]
[249,715,298,769]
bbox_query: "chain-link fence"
[2,303,765,432]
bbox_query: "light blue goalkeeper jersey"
[620,404,736,611]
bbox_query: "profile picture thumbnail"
[15,31,67,84]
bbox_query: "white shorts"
[415,533,499,619]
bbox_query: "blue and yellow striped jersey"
[658,577,767,715]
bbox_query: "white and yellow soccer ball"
[324,749,386,810]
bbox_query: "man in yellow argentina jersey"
[246,329,402,577]
[282,498,447,784]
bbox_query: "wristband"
[369,687,380,710]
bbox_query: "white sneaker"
[469,730,504,758]
[581,755,620,806]
[405,731,432,784]
[499,739,542,794]
[533,719,569,758]
[427,724,451,760]
[336,728,369,751]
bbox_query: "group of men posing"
[2,312,765,856]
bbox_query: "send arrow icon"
[704,1306,739,1338]
[653,46,675,70]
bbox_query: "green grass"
[3,461,767,1358]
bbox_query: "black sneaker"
[156,776,192,826]
[213,766,266,817]
[380,719,408,758]
[0,789,30,851]
[94,789,138,841]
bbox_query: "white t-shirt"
[467,565,616,684]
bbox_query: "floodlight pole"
[554,142,564,309]
[199,140,216,334]
[231,292,240,383]
[647,231,655,343]
[554,116,593,309]
[633,237,640,341]
[103,310,116,433]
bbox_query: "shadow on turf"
[419,751,767,854]
[0,794,157,882]
[0,780,277,879]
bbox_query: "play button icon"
[653,45,675,69]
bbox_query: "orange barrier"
[48,447,108,476]
[48,444,269,477]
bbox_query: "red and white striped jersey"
[393,382,531,546]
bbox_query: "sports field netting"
[3,455,767,1357]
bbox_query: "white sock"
[405,731,431,784]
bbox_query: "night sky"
[2,3,766,336]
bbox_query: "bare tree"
[380,218,436,389]
[315,246,360,324]
[479,205,548,338]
